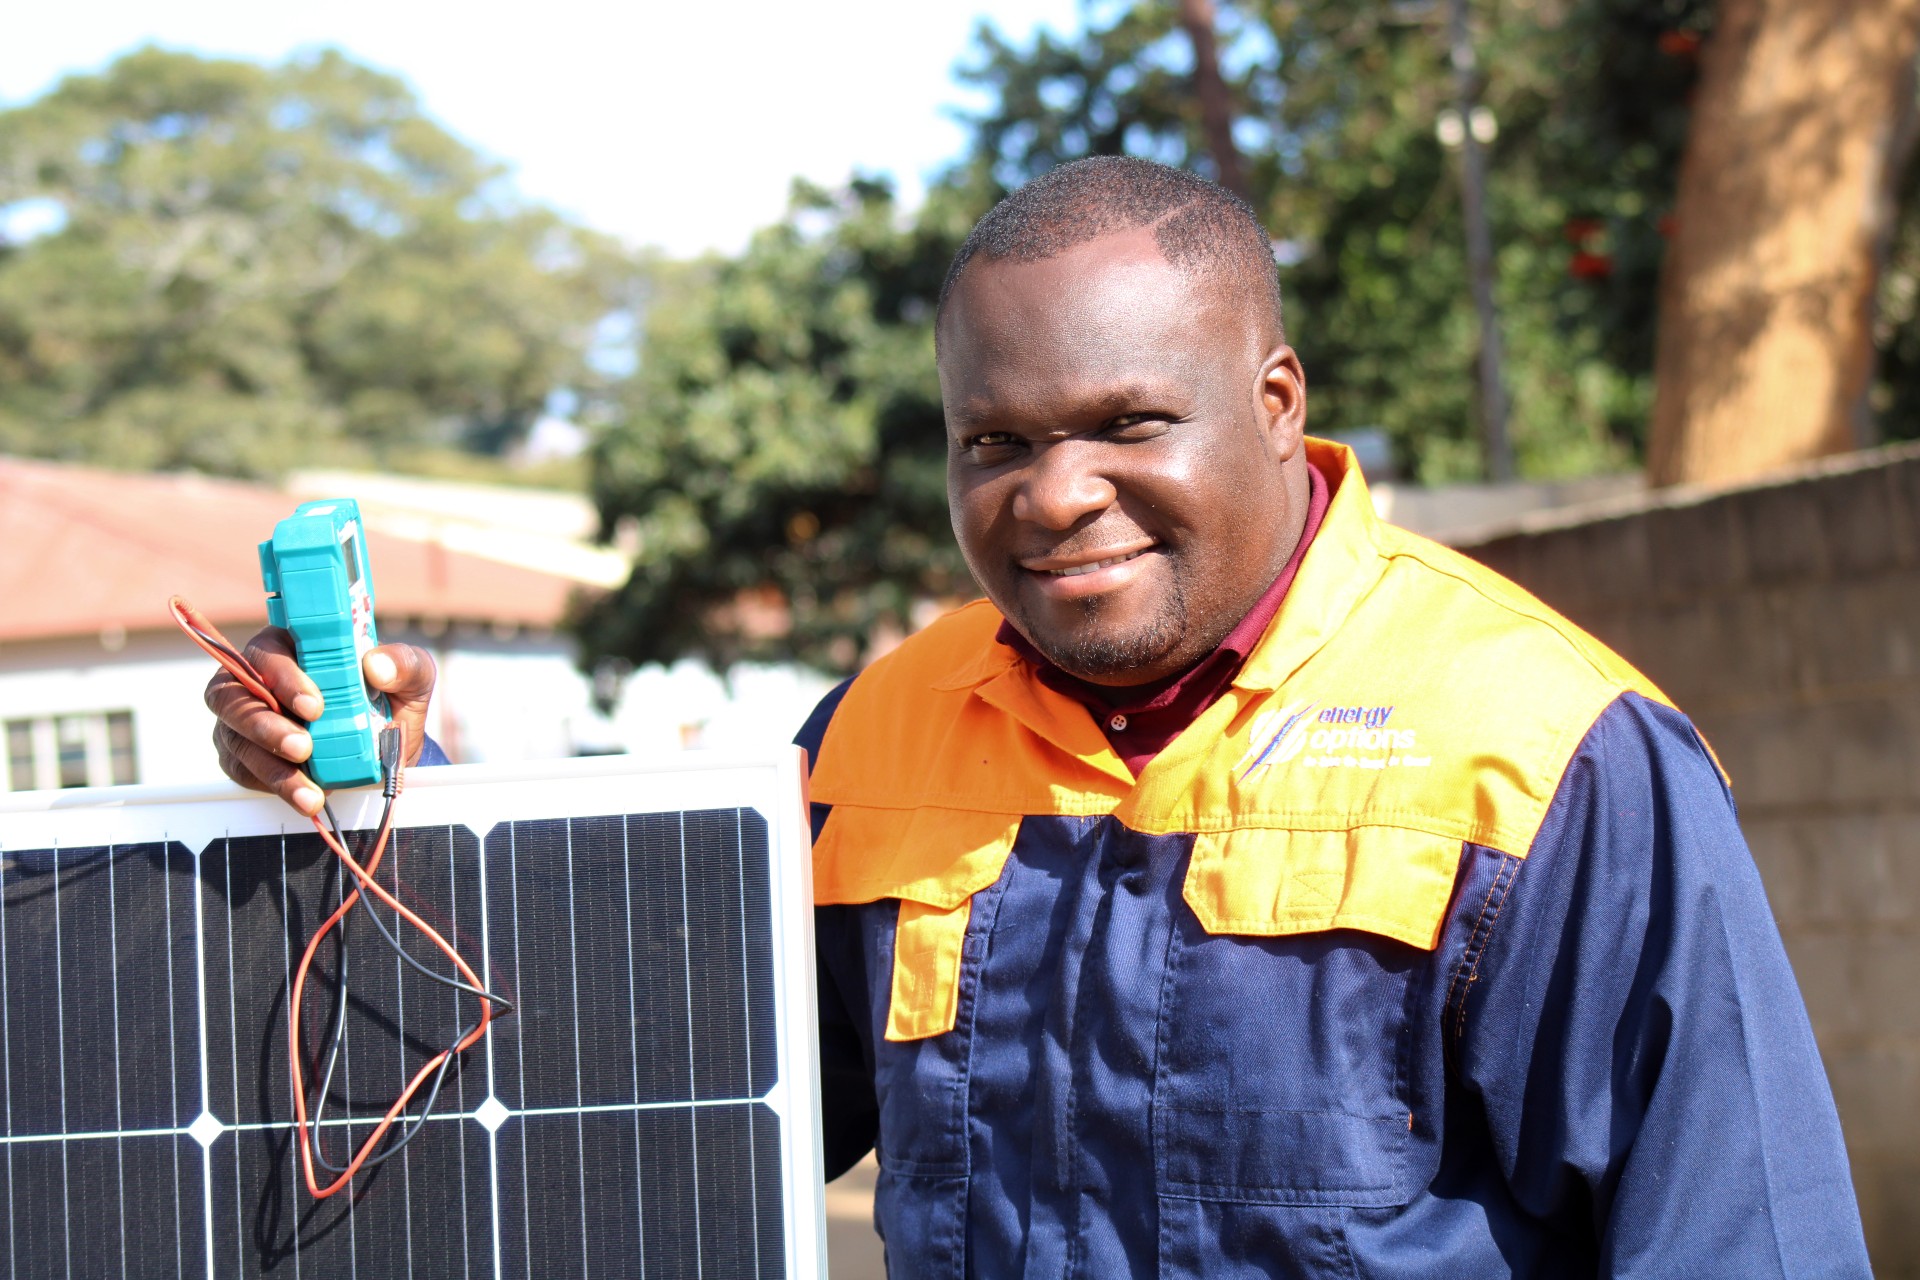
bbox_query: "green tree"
[577,177,982,673]
[581,0,1717,676]
[0,46,638,477]
[956,0,1709,482]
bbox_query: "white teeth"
[1049,549,1145,577]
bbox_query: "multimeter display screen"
[342,529,363,589]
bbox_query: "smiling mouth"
[1042,547,1152,577]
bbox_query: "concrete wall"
[1462,442,1920,1275]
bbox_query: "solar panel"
[0,750,826,1278]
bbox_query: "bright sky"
[1,0,1083,257]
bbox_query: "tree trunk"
[1178,0,1249,200]
[1647,0,1920,487]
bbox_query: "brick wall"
[1463,442,1920,1275]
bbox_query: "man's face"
[939,228,1308,686]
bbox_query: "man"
[210,157,1869,1277]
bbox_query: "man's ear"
[1257,344,1308,460]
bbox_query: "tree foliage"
[0,47,638,476]
[578,178,982,672]
[584,0,1721,675]
[957,0,1712,482]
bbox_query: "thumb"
[363,644,437,767]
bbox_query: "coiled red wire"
[170,596,506,1198]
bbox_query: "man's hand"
[205,627,438,816]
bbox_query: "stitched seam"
[1060,815,1107,1280]
[953,870,1010,1182]
[1442,853,1506,1040]
[1150,893,1186,1166]
[1462,857,1521,1041]
[1332,1206,1363,1280]
[1458,857,1520,1044]
[936,1159,965,1280]
[1390,920,1420,1164]
[1150,896,1187,1280]
[1525,694,1622,849]
[1160,1106,1403,1121]
[1162,1176,1394,1195]
[1374,540,1652,696]
[1193,910,1443,939]
[1452,855,1520,1046]
[817,799,1528,850]
[1156,1186,1401,1207]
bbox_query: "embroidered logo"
[1240,700,1431,777]
[1237,701,1318,777]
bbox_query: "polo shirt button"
[1109,713,1128,731]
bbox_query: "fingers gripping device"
[258,499,391,789]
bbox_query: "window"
[4,722,31,792]
[55,716,88,789]
[106,711,137,786]
[3,711,139,791]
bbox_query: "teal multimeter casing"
[259,499,390,790]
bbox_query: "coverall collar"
[932,439,1386,778]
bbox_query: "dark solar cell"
[3,842,198,1132]
[0,1133,206,1277]
[0,841,202,1277]
[624,812,696,1106]
[203,823,497,1276]
[0,802,794,1278]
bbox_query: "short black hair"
[936,155,1283,336]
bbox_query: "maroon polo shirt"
[995,461,1331,775]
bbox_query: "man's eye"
[962,432,1022,456]
[1106,413,1172,436]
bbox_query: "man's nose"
[1009,441,1117,530]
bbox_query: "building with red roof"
[0,457,830,791]
[1,457,581,645]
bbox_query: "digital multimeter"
[259,498,391,789]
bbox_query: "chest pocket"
[817,809,1023,1280]
[815,804,1022,1175]
[1154,826,1462,1208]
[813,803,1023,1041]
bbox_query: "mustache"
[1011,523,1160,563]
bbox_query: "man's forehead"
[950,237,1218,349]
[947,227,1190,318]
[939,235,1238,399]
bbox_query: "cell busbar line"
[0,750,828,1279]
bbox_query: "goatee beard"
[1018,576,1188,681]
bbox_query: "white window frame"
[4,711,137,791]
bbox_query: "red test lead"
[169,596,511,1199]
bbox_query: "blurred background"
[3,0,1918,1274]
